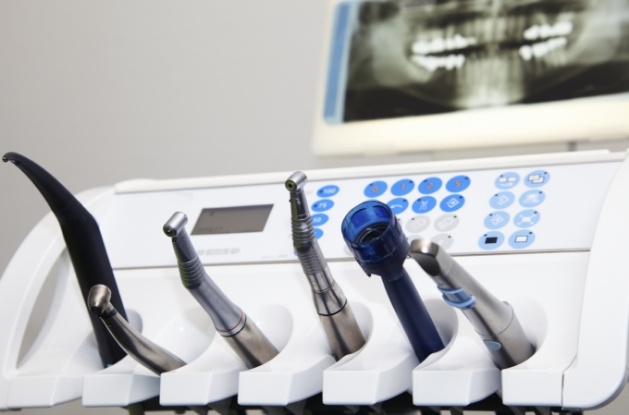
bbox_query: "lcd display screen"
[192,205,273,235]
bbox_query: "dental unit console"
[2,149,629,413]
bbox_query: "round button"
[509,230,536,249]
[412,196,437,214]
[391,179,415,196]
[489,191,515,209]
[434,214,459,232]
[314,228,324,239]
[418,177,442,194]
[440,195,465,212]
[311,199,334,212]
[317,184,339,198]
[484,211,510,230]
[495,172,520,189]
[311,213,329,227]
[387,198,409,214]
[432,234,453,250]
[364,181,388,198]
[406,216,431,233]
[514,209,540,228]
[446,175,471,192]
[479,231,504,250]
[525,170,550,188]
[519,190,545,208]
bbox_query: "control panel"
[102,158,621,269]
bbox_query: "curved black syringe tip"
[3,151,127,367]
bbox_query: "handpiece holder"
[163,212,279,368]
[2,151,127,367]
[410,239,534,369]
[285,171,365,360]
[341,200,444,361]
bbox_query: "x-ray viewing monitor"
[312,0,629,155]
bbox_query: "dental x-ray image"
[325,0,629,122]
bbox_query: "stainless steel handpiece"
[163,212,278,368]
[87,284,186,374]
[409,239,534,369]
[286,171,365,359]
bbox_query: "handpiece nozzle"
[163,211,188,238]
[164,211,279,367]
[286,171,366,359]
[88,284,114,317]
[409,239,535,368]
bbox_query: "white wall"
[1,1,627,414]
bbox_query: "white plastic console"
[1,150,629,412]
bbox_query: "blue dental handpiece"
[341,200,444,361]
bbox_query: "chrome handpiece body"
[285,171,365,360]
[163,212,278,368]
[410,239,534,369]
[342,201,444,362]
[88,285,185,374]
[3,151,127,367]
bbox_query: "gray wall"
[1,1,627,414]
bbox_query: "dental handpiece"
[163,212,278,368]
[88,284,185,374]
[285,172,366,360]
[409,239,534,369]
[341,200,444,362]
[3,152,127,367]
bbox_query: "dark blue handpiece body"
[3,152,127,367]
[341,200,444,361]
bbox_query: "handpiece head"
[341,200,409,280]
[88,284,115,318]
[285,171,308,192]
[163,211,188,238]
[409,239,443,277]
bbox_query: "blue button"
[418,177,442,194]
[489,191,515,209]
[311,213,329,227]
[479,231,504,250]
[514,209,540,228]
[525,170,550,188]
[412,196,437,214]
[509,230,535,249]
[519,190,545,208]
[495,172,520,189]
[311,199,334,212]
[446,175,471,192]
[440,195,465,212]
[391,179,414,196]
[317,185,339,198]
[314,228,324,239]
[387,197,409,214]
[364,181,388,198]
[484,211,510,229]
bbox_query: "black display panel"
[191,205,273,235]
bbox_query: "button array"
[479,170,550,251]
[311,168,550,252]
